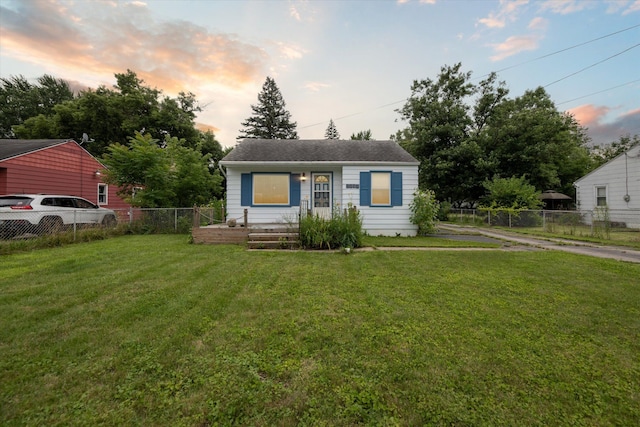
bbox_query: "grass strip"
[1,235,639,426]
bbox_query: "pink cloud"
[568,104,610,127]
[540,0,590,14]
[477,0,529,29]
[528,17,548,31]
[567,104,640,145]
[489,34,540,61]
[0,0,267,94]
[478,15,506,29]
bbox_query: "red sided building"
[0,139,130,210]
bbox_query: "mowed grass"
[1,235,639,426]
[503,225,640,250]
[362,235,501,248]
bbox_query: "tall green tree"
[0,74,74,138]
[325,119,340,139]
[13,70,203,156]
[396,63,480,204]
[101,133,222,207]
[350,129,373,140]
[238,77,298,140]
[396,63,592,205]
[481,87,592,196]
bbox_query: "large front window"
[371,172,391,205]
[253,174,290,205]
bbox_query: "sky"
[1,0,639,148]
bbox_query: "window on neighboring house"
[371,172,391,205]
[98,183,108,205]
[253,174,289,205]
[595,186,607,207]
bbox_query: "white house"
[220,139,420,236]
[574,144,640,228]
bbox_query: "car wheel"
[102,215,117,228]
[40,216,63,234]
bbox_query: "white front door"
[312,173,332,219]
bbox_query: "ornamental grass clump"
[299,205,363,249]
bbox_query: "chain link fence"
[446,208,640,240]
[1,206,226,241]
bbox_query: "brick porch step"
[247,225,299,250]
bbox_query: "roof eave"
[220,160,420,167]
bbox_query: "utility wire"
[557,79,640,105]
[478,23,640,79]
[299,25,640,130]
[544,43,640,88]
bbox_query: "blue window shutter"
[391,172,403,206]
[290,174,301,206]
[241,173,252,206]
[360,172,371,206]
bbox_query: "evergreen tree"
[350,129,373,140]
[238,77,298,140]
[325,119,340,139]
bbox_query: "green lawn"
[498,225,640,250]
[362,235,501,248]
[1,235,639,426]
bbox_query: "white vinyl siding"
[225,164,418,235]
[343,165,418,236]
[574,144,640,227]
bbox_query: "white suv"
[0,194,117,238]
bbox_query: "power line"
[299,100,405,130]
[544,43,640,88]
[478,23,640,79]
[557,79,640,105]
[299,25,640,130]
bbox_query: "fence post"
[129,206,133,225]
[488,210,491,226]
[244,208,248,227]
[174,208,178,231]
[73,210,77,241]
[193,206,200,229]
[542,210,546,231]
[509,211,512,228]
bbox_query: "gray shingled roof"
[0,139,73,161]
[221,139,419,163]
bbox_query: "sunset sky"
[1,0,639,148]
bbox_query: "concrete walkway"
[438,224,640,264]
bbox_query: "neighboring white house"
[574,144,640,228]
[220,139,420,236]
